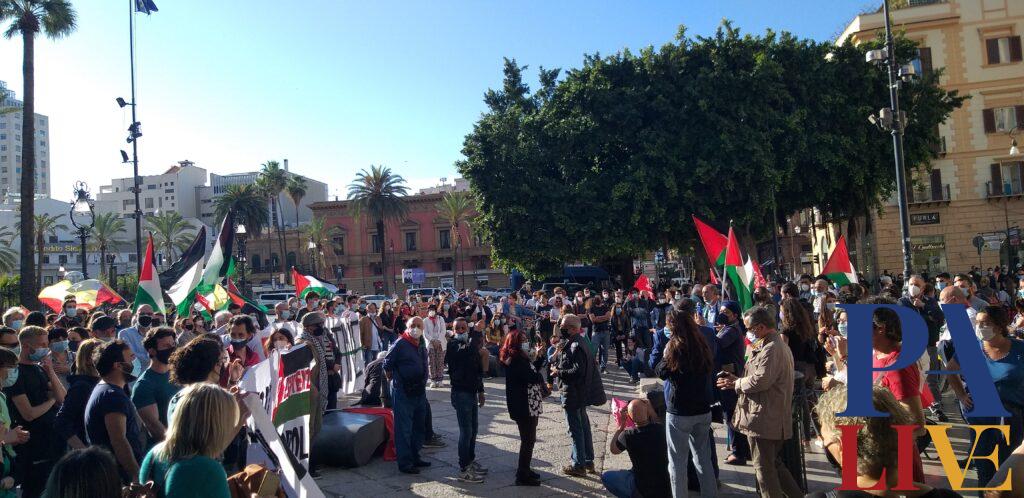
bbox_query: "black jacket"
[445,338,483,394]
[655,357,713,416]
[358,358,388,407]
[55,374,99,444]
[504,354,544,421]
[556,334,590,410]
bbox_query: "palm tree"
[214,184,269,239]
[90,212,126,281]
[436,190,472,289]
[258,161,288,276]
[15,213,67,288]
[145,211,195,268]
[302,216,340,276]
[0,226,17,274]
[1,0,78,307]
[285,175,307,262]
[347,165,409,295]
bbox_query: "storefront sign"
[910,213,940,225]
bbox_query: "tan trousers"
[750,436,803,498]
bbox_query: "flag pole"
[721,220,732,301]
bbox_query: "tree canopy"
[457,22,965,278]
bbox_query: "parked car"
[256,291,294,312]
[361,294,391,309]
[406,287,459,301]
[474,287,510,299]
[539,282,590,296]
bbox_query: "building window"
[986,36,1023,65]
[251,254,262,272]
[286,252,297,268]
[43,255,50,264]
[989,162,1024,196]
[439,229,451,250]
[371,263,383,275]
[983,106,1022,134]
[331,235,344,256]
[371,233,382,253]
[144,198,154,209]
[0,134,5,140]
[58,254,67,264]
[270,254,280,269]
[404,232,417,251]
[147,184,156,190]
[440,258,453,272]
[475,257,489,270]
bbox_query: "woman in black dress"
[501,329,545,486]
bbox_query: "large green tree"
[214,184,269,240]
[348,165,409,295]
[145,211,196,267]
[91,212,126,280]
[458,22,964,278]
[1,0,77,307]
[257,160,289,276]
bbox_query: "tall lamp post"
[69,182,96,279]
[1006,128,1021,268]
[308,240,317,275]
[236,224,247,294]
[866,0,917,280]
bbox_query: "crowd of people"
[0,264,1023,496]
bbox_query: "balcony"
[987,180,1024,198]
[908,184,950,205]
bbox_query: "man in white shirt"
[423,305,448,388]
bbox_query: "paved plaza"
[317,366,977,497]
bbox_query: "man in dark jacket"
[551,314,595,477]
[383,316,431,474]
[444,318,487,482]
[356,351,389,407]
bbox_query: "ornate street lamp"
[235,224,247,294]
[69,182,95,278]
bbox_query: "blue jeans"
[391,382,427,470]
[667,411,717,498]
[451,390,478,470]
[592,330,610,368]
[363,348,379,365]
[601,469,636,498]
[564,406,594,468]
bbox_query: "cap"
[301,312,325,328]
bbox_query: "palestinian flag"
[292,268,338,298]
[161,226,207,316]
[227,278,269,329]
[134,234,165,312]
[693,215,729,267]
[40,279,124,313]
[822,235,859,287]
[723,227,755,311]
[200,210,235,289]
[272,343,315,426]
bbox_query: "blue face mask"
[2,367,17,388]
[936,282,947,291]
[50,340,68,354]
[663,328,671,338]
[5,345,20,358]
[837,322,849,337]
[10,320,21,330]
[28,347,49,362]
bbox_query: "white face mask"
[408,327,423,339]
[800,284,811,292]
[746,331,757,343]
[275,340,290,352]
[428,311,437,318]
[908,285,922,298]
[977,325,997,341]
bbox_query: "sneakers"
[584,463,597,474]
[562,465,587,477]
[930,405,949,423]
[468,461,489,474]
[458,469,485,483]
[423,437,447,449]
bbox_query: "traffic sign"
[973,235,985,255]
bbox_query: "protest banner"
[326,315,366,394]
[241,344,322,498]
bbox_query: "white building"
[198,159,328,227]
[95,160,209,219]
[417,178,469,195]
[0,80,51,199]
[0,197,134,284]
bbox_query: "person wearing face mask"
[225,316,260,370]
[296,292,321,322]
[47,328,73,387]
[1,308,23,331]
[444,318,487,483]
[85,339,145,482]
[117,306,154,371]
[273,302,293,324]
[0,328,18,359]
[383,316,431,474]
[588,296,613,373]
[610,291,630,367]
[810,386,962,498]
[359,303,385,366]
[550,314,597,477]
[55,298,82,329]
[357,350,390,408]
[423,305,448,388]
[954,273,989,312]
[55,339,103,451]
[942,305,1024,489]
[173,317,196,347]
[797,276,814,301]
[267,328,294,355]
[708,300,749,466]
[501,329,545,486]
[697,286,720,329]
[300,312,341,422]
[651,290,674,332]
[897,274,947,423]
[0,347,28,496]
[67,326,88,354]
[4,326,66,498]
[131,328,181,446]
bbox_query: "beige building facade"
[821,0,1024,277]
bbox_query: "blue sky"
[0,0,871,199]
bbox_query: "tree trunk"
[294,205,301,277]
[272,197,287,276]
[20,32,37,308]
[377,217,388,295]
[452,228,458,290]
[100,245,107,282]
[36,233,43,290]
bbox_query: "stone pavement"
[316,365,976,497]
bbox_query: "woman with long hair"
[500,329,545,486]
[138,383,239,498]
[655,307,717,497]
[780,297,818,388]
